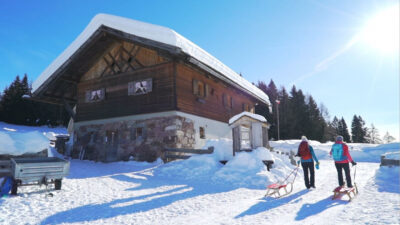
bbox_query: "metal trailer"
[10,157,70,195]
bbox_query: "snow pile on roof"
[228,112,267,125]
[156,146,295,189]
[32,14,270,105]
[0,122,68,156]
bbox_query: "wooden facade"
[74,39,261,124]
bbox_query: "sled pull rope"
[281,164,300,184]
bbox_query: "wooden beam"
[60,77,79,84]
[63,98,76,120]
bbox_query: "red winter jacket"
[330,141,353,163]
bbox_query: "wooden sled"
[265,182,294,198]
[332,183,358,201]
[265,165,299,199]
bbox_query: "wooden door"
[105,130,119,161]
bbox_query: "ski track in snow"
[1,159,399,225]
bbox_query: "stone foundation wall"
[72,115,195,162]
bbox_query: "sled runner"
[265,164,300,198]
[332,184,358,201]
[332,165,358,201]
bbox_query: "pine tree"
[338,117,351,142]
[0,74,70,126]
[351,115,367,143]
[306,96,324,141]
[289,86,309,139]
[278,86,290,140]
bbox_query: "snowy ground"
[1,152,399,224]
[0,122,399,224]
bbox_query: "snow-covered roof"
[32,14,270,105]
[228,112,267,125]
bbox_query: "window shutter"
[205,84,209,97]
[222,94,226,106]
[231,97,234,109]
[193,79,198,95]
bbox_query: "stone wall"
[72,115,195,162]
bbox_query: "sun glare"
[361,5,399,54]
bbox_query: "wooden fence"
[164,147,214,162]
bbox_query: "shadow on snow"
[235,189,309,219]
[40,169,235,225]
[295,196,348,221]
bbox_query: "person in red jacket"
[296,136,319,189]
[330,136,357,188]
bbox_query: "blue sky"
[0,0,398,140]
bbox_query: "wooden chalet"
[32,14,271,162]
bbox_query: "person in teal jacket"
[296,136,319,189]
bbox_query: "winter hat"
[301,136,308,142]
[336,136,343,142]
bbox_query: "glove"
[351,161,357,166]
[315,162,320,170]
[295,154,300,157]
[297,160,301,166]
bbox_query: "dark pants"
[301,162,315,189]
[335,163,352,188]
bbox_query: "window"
[192,79,210,98]
[223,94,233,109]
[199,127,205,139]
[128,78,153,96]
[131,126,145,140]
[85,88,105,102]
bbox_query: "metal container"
[11,157,70,184]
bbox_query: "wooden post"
[232,126,240,156]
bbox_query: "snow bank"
[351,142,400,162]
[203,138,233,160]
[0,131,49,155]
[375,166,400,193]
[156,146,295,189]
[0,122,68,156]
[383,152,400,160]
[212,147,294,189]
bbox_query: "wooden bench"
[262,160,274,171]
[164,147,214,162]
